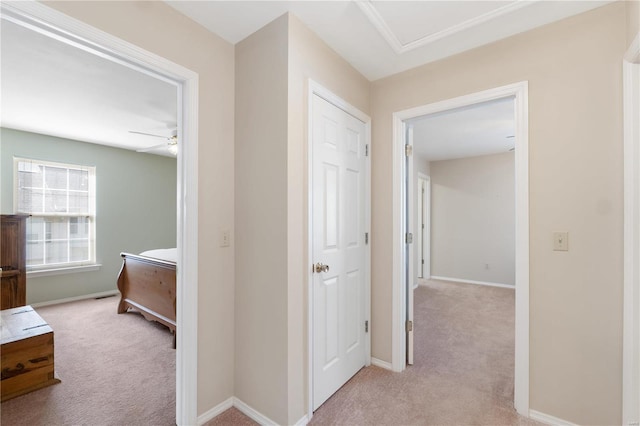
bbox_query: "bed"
[116,249,177,339]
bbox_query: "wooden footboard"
[116,252,176,333]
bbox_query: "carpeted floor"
[306,279,540,425]
[0,295,176,426]
[2,280,540,425]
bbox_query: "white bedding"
[139,248,177,263]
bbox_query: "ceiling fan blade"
[136,143,168,153]
[129,130,170,139]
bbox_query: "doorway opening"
[391,82,529,415]
[1,3,199,424]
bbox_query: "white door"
[417,177,424,279]
[406,126,414,366]
[312,94,367,410]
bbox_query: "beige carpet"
[3,281,540,425]
[0,296,176,426]
[307,279,540,425]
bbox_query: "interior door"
[406,125,414,366]
[417,177,424,280]
[312,94,367,410]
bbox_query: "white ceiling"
[409,97,515,162]
[166,0,612,81]
[1,19,178,156]
[0,1,612,157]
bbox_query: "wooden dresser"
[1,215,28,310]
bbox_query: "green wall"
[1,128,177,304]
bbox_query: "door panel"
[313,94,367,410]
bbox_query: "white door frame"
[1,3,199,424]
[623,32,640,426]
[416,175,424,281]
[391,82,529,415]
[417,173,431,280]
[307,80,371,420]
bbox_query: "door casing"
[307,80,371,421]
[417,174,431,281]
[391,81,529,416]
[623,32,640,426]
[0,3,200,424]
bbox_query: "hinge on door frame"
[365,232,369,244]
[405,320,413,332]
[365,144,369,157]
[405,144,413,157]
[406,233,413,244]
[365,320,369,333]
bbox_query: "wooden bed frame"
[116,252,176,336]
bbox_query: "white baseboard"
[293,414,309,426]
[197,397,234,425]
[30,290,120,308]
[197,396,308,426]
[529,409,578,426]
[234,397,279,425]
[430,276,515,289]
[371,357,394,370]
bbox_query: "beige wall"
[234,12,370,424]
[430,152,515,286]
[46,0,236,415]
[234,15,290,424]
[371,3,626,424]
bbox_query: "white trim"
[0,3,200,425]
[355,0,531,54]
[371,357,394,371]
[307,80,372,420]
[196,397,234,426]
[392,81,530,414]
[292,415,309,426]
[430,276,515,290]
[528,410,579,426]
[234,397,279,426]
[625,33,640,64]
[196,397,308,426]
[30,289,119,308]
[27,263,101,278]
[623,32,640,426]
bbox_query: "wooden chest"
[1,306,60,401]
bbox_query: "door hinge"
[405,144,413,157]
[405,320,413,332]
[365,232,369,244]
[365,144,369,157]
[365,320,369,333]
[421,259,424,264]
[406,233,413,244]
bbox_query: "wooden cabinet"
[1,215,28,310]
[1,305,60,401]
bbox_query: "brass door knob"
[314,263,330,273]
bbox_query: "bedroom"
[0,15,180,419]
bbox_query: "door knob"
[314,263,330,273]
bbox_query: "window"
[14,158,96,271]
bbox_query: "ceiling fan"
[130,130,178,155]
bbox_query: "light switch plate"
[220,229,231,247]
[553,232,568,251]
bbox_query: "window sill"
[27,264,101,278]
